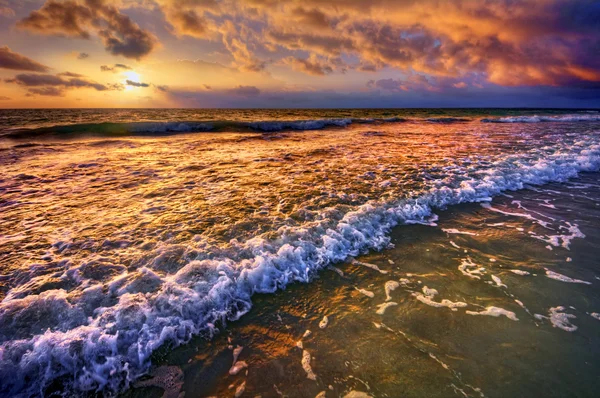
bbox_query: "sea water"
[0,109,599,397]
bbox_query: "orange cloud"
[18,0,158,59]
[150,0,600,87]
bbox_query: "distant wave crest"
[482,114,600,123]
[1,117,410,138]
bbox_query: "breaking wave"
[482,114,600,123]
[5,113,600,138]
[2,117,402,138]
[247,118,353,131]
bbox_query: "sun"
[122,71,141,90]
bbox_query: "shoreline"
[124,176,600,397]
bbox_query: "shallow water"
[124,175,600,398]
[0,109,599,397]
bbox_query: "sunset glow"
[0,0,599,108]
[1,2,600,398]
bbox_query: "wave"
[2,130,600,396]
[482,114,600,123]
[247,118,352,131]
[426,117,470,123]
[5,113,600,138]
[2,121,214,139]
[2,117,406,138]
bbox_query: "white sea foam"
[536,307,578,332]
[232,346,244,364]
[375,302,398,315]
[301,350,317,380]
[458,257,486,279]
[529,223,585,250]
[384,281,400,301]
[491,275,507,288]
[466,306,519,321]
[2,130,600,397]
[509,270,530,276]
[442,228,478,236]
[545,270,592,285]
[482,114,600,123]
[352,259,389,274]
[356,288,375,298]
[413,286,467,311]
[229,361,248,375]
[319,316,329,329]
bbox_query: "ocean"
[0,108,599,397]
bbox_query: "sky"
[0,0,599,108]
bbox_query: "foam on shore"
[1,130,600,396]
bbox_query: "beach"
[0,109,599,397]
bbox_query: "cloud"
[367,78,406,92]
[166,9,209,38]
[0,46,50,72]
[77,52,89,59]
[0,6,15,18]
[146,0,600,87]
[26,87,64,96]
[156,0,218,38]
[0,96,10,100]
[8,0,600,93]
[218,20,266,72]
[126,79,150,87]
[367,74,466,93]
[18,0,157,59]
[6,71,114,96]
[229,85,261,96]
[58,71,85,77]
[100,63,132,72]
[283,55,335,76]
[154,84,169,92]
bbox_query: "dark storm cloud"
[0,46,50,72]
